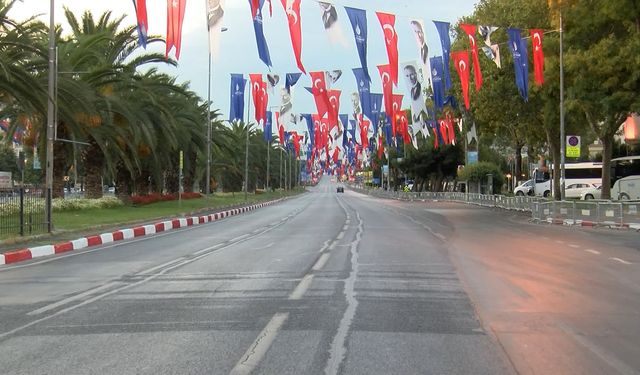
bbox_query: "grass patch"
[1,190,303,244]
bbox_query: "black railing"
[0,186,47,237]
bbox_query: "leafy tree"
[557,0,640,198]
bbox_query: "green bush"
[457,162,505,194]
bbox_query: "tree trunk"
[115,163,131,204]
[82,141,104,199]
[544,127,561,200]
[600,135,614,200]
[514,144,523,183]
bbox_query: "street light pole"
[45,0,56,232]
[266,141,270,190]
[559,11,566,201]
[244,121,249,201]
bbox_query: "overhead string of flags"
[130,0,552,178]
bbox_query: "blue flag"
[369,93,383,134]
[429,57,445,110]
[264,111,273,142]
[285,73,302,93]
[352,68,372,122]
[249,0,272,68]
[229,74,246,122]
[339,114,349,147]
[433,21,452,90]
[508,28,528,101]
[383,114,393,146]
[345,7,370,82]
[300,113,314,147]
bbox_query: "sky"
[9,0,479,134]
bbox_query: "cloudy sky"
[9,0,478,132]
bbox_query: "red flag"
[291,131,301,156]
[133,0,148,47]
[332,147,340,164]
[281,0,305,74]
[312,115,321,150]
[460,24,482,91]
[451,51,471,110]
[377,135,384,159]
[251,0,260,18]
[391,94,403,138]
[377,64,393,120]
[530,29,545,85]
[267,0,273,17]
[258,81,268,124]
[438,119,449,145]
[359,115,370,149]
[310,71,330,117]
[376,12,398,86]
[166,0,187,59]
[399,112,410,145]
[249,74,264,123]
[328,90,341,129]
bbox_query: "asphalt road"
[0,180,638,374]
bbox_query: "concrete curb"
[0,199,282,266]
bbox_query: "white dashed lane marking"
[610,257,632,265]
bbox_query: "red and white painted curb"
[0,199,282,266]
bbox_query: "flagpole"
[266,140,270,191]
[559,10,566,201]
[206,51,212,198]
[245,83,251,201]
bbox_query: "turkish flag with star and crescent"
[281,0,305,74]
[377,64,393,121]
[460,23,482,92]
[166,0,187,59]
[376,12,398,87]
[310,71,330,117]
[451,51,471,110]
[530,29,545,85]
[249,74,264,123]
[391,94,404,138]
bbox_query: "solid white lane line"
[230,234,251,242]
[585,249,601,255]
[137,258,188,275]
[194,243,225,255]
[288,274,314,300]
[610,257,632,265]
[27,282,121,316]
[336,231,345,240]
[342,225,348,231]
[229,312,289,375]
[312,253,331,271]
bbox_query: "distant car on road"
[565,183,600,199]
[513,179,534,196]
[580,185,602,200]
[336,185,344,193]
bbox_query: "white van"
[612,175,640,200]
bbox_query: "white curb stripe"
[100,233,114,244]
[72,238,88,250]
[121,228,134,239]
[30,245,55,258]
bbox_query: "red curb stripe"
[186,218,194,226]
[86,236,102,247]
[155,223,165,232]
[199,217,206,224]
[4,249,32,264]
[133,227,145,237]
[113,231,124,241]
[171,219,181,229]
[54,242,74,253]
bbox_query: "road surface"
[0,180,638,374]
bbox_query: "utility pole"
[206,52,212,198]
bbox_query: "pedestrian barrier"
[353,187,640,231]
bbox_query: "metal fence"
[0,187,47,237]
[355,187,640,230]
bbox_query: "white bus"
[611,156,640,200]
[532,162,603,197]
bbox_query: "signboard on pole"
[467,151,478,165]
[566,135,580,158]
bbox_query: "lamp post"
[45,0,55,232]
[559,10,566,200]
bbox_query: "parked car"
[336,185,344,193]
[513,179,534,196]
[580,185,602,200]
[565,183,600,199]
[612,175,640,200]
